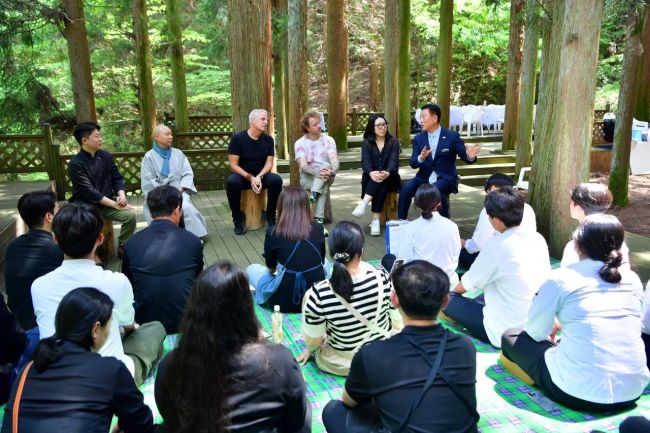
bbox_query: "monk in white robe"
[141,125,208,238]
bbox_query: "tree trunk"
[634,7,650,121]
[397,0,411,147]
[165,0,190,135]
[228,0,274,133]
[272,0,288,160]
[514,0,539,174]
[378,61,385,110]
[412,40,421,108]
[437,0,453,129]
[369,60,379,112]
[529,0,604,258]
[287,0,307,184]
[326,0,348,151]
[62,0,97,123]
[384,0,399,138]
[610,3,647,207]
[502,0,525,151]
[133,0,157,149]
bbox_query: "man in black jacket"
[122,186,204,334]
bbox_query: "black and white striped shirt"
[302,262,400,352]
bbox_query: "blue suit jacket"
[409,128,477,192]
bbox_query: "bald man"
[141,124,208,239]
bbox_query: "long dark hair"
[414,184,441,220]
[573,214,625,283]
[328,221,365,302]
[363,114,393,142]
[33,287,113,373]
[163,262,260,433]
[273,186,312,241]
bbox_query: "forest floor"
[591,173,650,237]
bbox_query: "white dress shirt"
[641,279,650,334]
[526,260,650,404]
[32,259,136,375]
[396,213,461,288]
[465,203,537,254]
[560,239,631,269]
[461,226,550,347]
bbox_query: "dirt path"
[591,174,650,237]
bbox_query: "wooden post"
[240,190,267,230]
[41,124,56,181]
[49,140,67,201]
[379,191,398,226]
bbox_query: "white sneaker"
[370,219,380,236]
[352,200,366,218]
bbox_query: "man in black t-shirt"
[227,109,283,235]
[322,261,478,433]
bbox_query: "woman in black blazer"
[1,287,154,433]
[352,114,401,236]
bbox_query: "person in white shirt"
[641,279,650,369]
[294,110,340,224]
[460,173,537,269]
[560,183,630,267]
[501,214,650,412]
[31,203,166,385]
[441,187,550,347]
[382,184,460,288]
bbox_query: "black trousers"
[225,172,283,223]
[458,248,479,270]
[398,176,452,219]
[642,332,650,370]
[442,293,490,344]
[501,329,638,413]
[362,174,399,213]
[322,400,383,433]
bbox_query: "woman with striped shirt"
[298,221,403,376]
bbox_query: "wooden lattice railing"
[175,132,233,150]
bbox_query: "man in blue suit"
[398,103,480,219]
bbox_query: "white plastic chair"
[449,107,464,132]
[463,107,484,136]
[517,167,531,190]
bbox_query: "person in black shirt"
[246,186,326,313]
[68,122,136,255]
[5,190,63,373]
[1,287,154,433]
[227,109,283,235]
[322,260,478,433]
[122,186,204,334]
[155,262,310,433]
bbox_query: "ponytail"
[414,184,441,220]
[328,222,365,302]
[599,249,623,284]
[32,337,63,373]
[574,214,625,284]
[331,255,355,302]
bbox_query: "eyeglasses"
[375,122,388,128]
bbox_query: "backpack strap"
[12,360,34,433]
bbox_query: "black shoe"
[266,212,276,227]
[234,215,247,235]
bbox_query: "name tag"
[441,148,449,153]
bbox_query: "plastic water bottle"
[271,305,283,343]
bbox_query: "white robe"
[141,147,208,238]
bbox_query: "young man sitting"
[322,260,478,433]
[561,183,629,267]
[459,173,537,269]
[31,204,166,385]
[443,187,550,348]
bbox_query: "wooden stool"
[241,190,267,231]
[96,220,115,262]
[379,191,398,226]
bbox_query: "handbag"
[12,360,34,433]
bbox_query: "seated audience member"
[155,262,310,433]
[141,124,208,239]
[5,191,63,367]
[299,221,403,376]
[561,183,630,267]
[459,173,537,269]
[383,184,460,287]
[31,204,166,385]
[322,261,478,433]
[1,287,154,433]
[246,186,326,313]
[68,122,136,256]
[640,280,650,369]
[295,110,339,225]
[122,186,204,334]
[226,109,283,235]
[352,114,401,236]
[0,297,26,404]
[443,187,550,347]
[502,214,650,412]
[398,103,480,219]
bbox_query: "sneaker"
[351,200,366,218]
[314,217,329,237]
[234,214,247,235]
[309,191,320,205]
[370,219,380,236]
